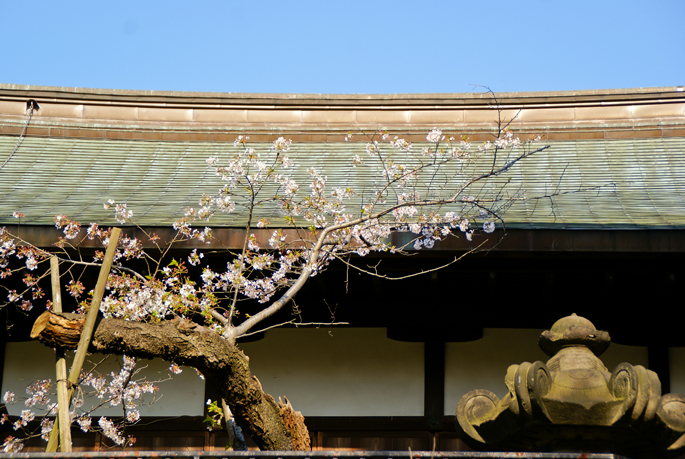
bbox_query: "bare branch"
[239,320,351,339]
[334,241,487,280]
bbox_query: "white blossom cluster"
[98,416,125,445]
[0,381,55,449]
[103,199,133,224]
[1,355,160,450]
[54,214,81,240]
[0,230,16,269]
[2,436,23,453]
[100,274,170,321]
[69,356,158,445]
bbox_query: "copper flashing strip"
[0,83,683,108]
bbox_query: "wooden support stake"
[44,228,121,451]
[46,256,72,452]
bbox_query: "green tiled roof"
[1,136,684,229]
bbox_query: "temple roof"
[1,84,684,230]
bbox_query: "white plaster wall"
[444,328,649,415]
[238,328,424,416]
[669,347,685,394]
[601,338,649,371]
[444,328,545,415]
[2,340,205,416]
[5,326,656,419]
[4,328,423,418]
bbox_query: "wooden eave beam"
[7,226,685,253]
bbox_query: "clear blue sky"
[1,0,682,94]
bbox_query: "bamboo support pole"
[222,398,247,451]
[46,256,72,452]
[44,228,122,451]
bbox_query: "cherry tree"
[1,111,550,451]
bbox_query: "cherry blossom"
[0,123,546,450]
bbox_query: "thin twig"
[238,320,350,338]
[52,257,148,283]
[335,241,487,280]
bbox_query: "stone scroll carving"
[456,314,685,458]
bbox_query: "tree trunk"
[30,311,310,451]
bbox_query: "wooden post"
[45,256,73,452]
[44,228,122,451]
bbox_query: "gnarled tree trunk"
[30,311,310,451]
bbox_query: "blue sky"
[1,0,682,94]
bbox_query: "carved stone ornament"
[456,314,685,458]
